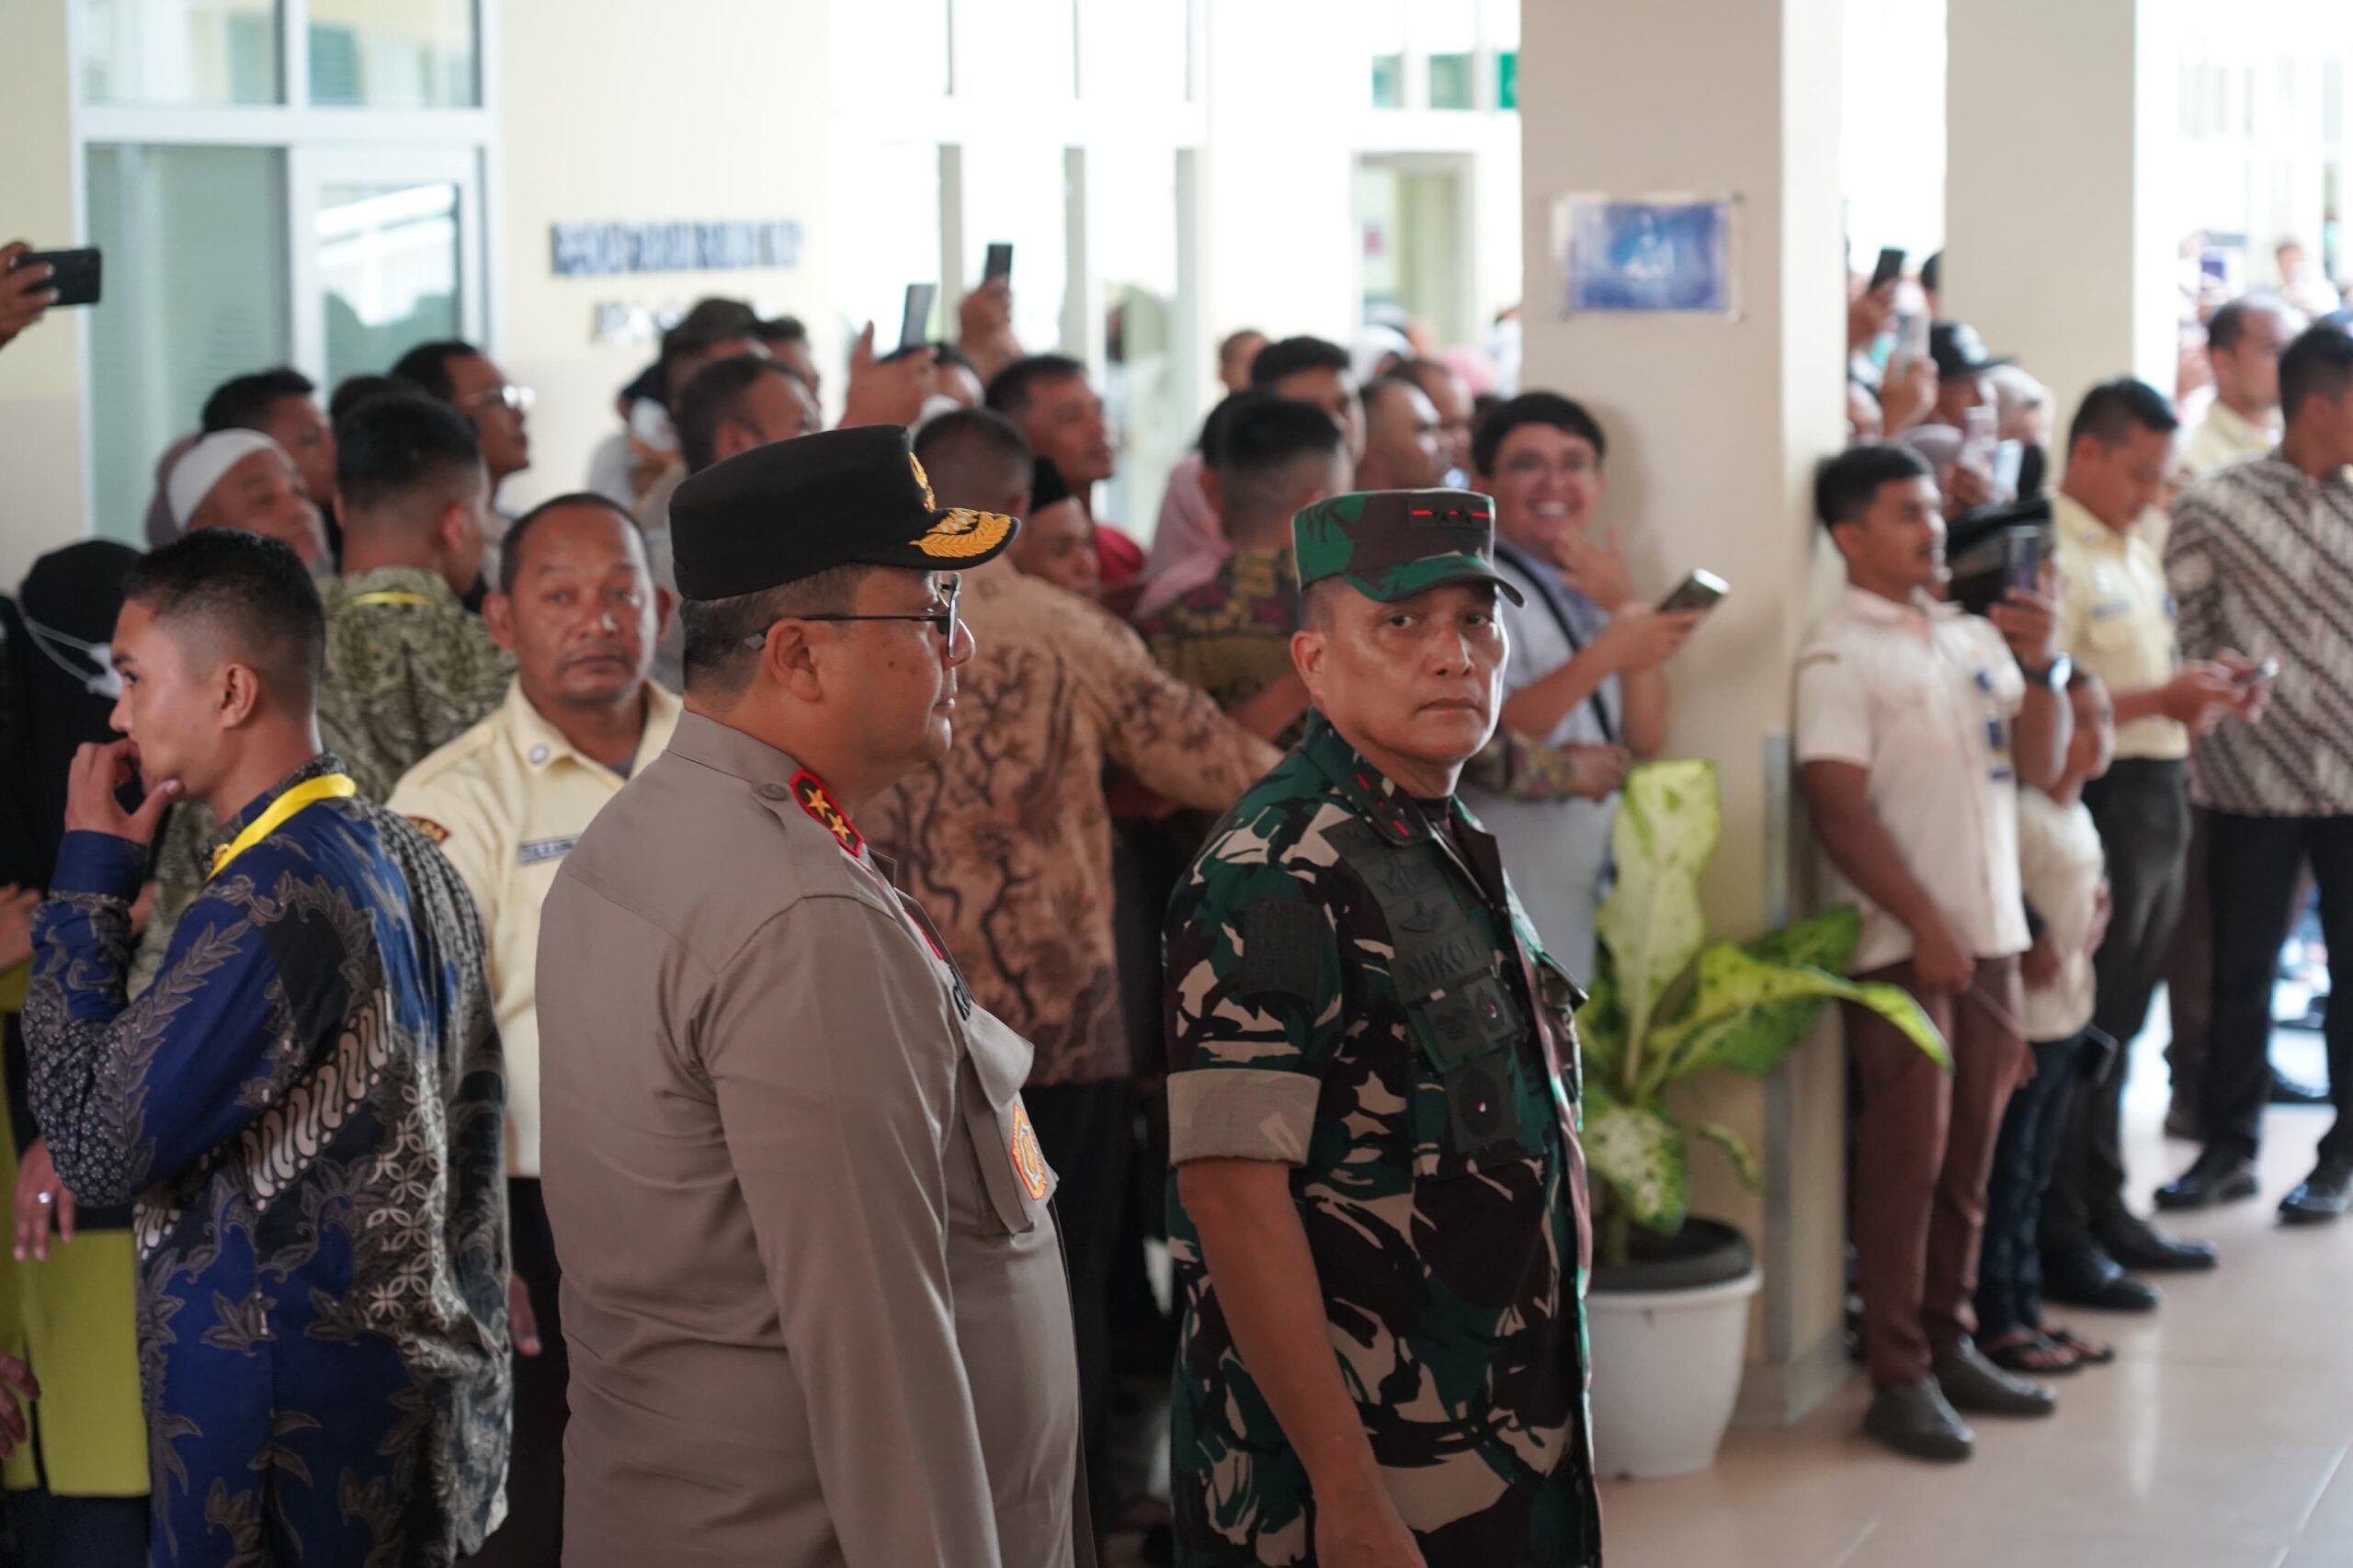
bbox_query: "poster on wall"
[1554,194,1742,317]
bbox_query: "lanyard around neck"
[346,590,436,609]
[208,774,358,881]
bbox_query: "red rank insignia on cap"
[791,771,863,857]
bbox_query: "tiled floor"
[1599,1022,2352,1568]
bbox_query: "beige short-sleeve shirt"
[2052,492,2187,761]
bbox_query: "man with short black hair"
[2159,325,2353,1224]
[985,354,1140,585]
[391,338,534,501]
[201,367,338,517]
[2180,294,2309,481]
[1403,356,1476,483]
[1800,440,2070,1460]
[320,392,517,801]
[676,354,823,477]
[24,528,509,1563]
[1464,392,1699,973]
[1354,374,1447,494]
[754,314,819,401]
[391,493,677,1568]
[2041,380,2255,1310]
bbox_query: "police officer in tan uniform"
[535,426,1087,1568]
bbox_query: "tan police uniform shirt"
[535,710,1084,1568]
[2177,398,2275,482]
[2052,492,2188,762]
[1796,585,2031,973]
[387,678,682,1178]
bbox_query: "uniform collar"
[1841,583,1950,637]
[216,751,347,846]
[502,678,681,778]
[2052,490,2129,552]
[331,564,459,606]
[2204,398,2277,453]
[665,710,870,858]
[1297,710,1471,847]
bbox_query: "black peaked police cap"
[669,425,1020,602]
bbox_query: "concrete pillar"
[1519,0,1852,1423]
[1945,0,2180,426]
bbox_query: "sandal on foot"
[1981,1331,2082,1376]
[2042,1327,2115,1367]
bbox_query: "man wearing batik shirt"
[23,532,508,1565]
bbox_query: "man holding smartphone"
[2041,380,2257,1312]
[0,241,61,351]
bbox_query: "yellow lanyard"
[346,591,435,608]
[208,775,358,881]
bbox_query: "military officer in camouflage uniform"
[1165,490,1599,1568]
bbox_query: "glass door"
[288,146,485,393]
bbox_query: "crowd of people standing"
[0,211,2348,1567]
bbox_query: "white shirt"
[1461,541,1624,977]
[2017,790,2104,1042]
[1795,585,2030,973]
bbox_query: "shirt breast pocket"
[960,1006,1057,1236]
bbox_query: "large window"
[74,0,494,540]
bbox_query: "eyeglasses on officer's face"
[743,576,961,652]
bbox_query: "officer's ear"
[759,618,825,700]
[1199,466,1224,520]
[652,583,676,644]
[1290,625,1328,707]
[483,591,518,653]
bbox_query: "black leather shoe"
[2279,1159,2353,1225]
[2040,1243,2162,1312]
[2269,1068,2332,1107]
[2155,1147,2260,1210]
[1934,1340,2058,1417]
[2095,1213,2218,1273]
[1862,1380,1974,1461]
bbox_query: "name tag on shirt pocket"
[961,1007,1056,1234]
[517,836,578,867]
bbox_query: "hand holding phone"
[1657,569,1729,616]
[983,243,1014,283]
[2234,657,2279,687]
[6,246,100,309]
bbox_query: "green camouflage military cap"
[1291,490,1525,608]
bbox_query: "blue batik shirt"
[23,753,511,1565]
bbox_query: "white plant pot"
[1586,1267,1762,1480]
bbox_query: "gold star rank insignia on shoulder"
[790,770,864,858]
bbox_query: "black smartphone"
[1658,569,1729,615]
[983,243,1013,284]
[898,282,938,354]
[2003,528,2044,595]
[1869,245,1905,293]
[11,246,101,308]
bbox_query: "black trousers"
[6,1491,148,1568]
[1980,1037,2086,1338]
[460,1176,566,1568]
[1023,1078,1133,1542]
[2204,813,2353,1163]
[2043,760,2189,1249]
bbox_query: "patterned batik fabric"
[24,754,511,1567]
[1162,712,1600,1568]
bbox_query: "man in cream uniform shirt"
[536,427,1086,1567]
[391,491,681,1568]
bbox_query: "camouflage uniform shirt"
[1164,711,1599,1568]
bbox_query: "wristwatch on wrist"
[2021,653,2072,690]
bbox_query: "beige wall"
[1521,0,1854,1420]
[0,0,89,592]
[494,0,835,515]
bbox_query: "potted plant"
[1574,759,1946,1480]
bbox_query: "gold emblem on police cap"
[910,452,937,508]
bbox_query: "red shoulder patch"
[790,771,864,858]
[406,816,451,846]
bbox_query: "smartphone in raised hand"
[1658,570,1729,616]
[898,282,938,354]
[983,243,1013,284]
[10,247,101,308]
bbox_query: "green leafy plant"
[1576,759,1949,1268]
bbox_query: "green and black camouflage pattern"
[1290,491,1526,608]
[1163,710,1598,1568]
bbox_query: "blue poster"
[1564,199,1736,314]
